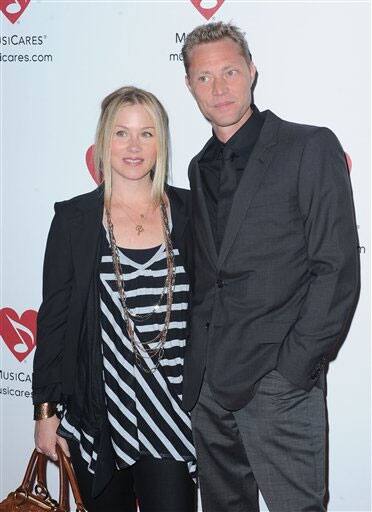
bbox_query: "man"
[181,22,360,512]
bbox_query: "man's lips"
[214,101,234,110]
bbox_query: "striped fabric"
[60,225,196,480]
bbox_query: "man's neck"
[213,106,253,144]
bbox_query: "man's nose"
[212,76,228,96]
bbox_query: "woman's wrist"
[33,402,57,421]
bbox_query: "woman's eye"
[115,130,126,137]
[142,131,153,138]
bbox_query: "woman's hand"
[34,415,70,461]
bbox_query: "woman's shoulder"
[166,184,190,197]
[54,186,103,218]
[166,185,191,212]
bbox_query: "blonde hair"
[182,21,252,76]
[94,86,169,209]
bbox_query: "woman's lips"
[122,158,144,166]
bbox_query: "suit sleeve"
[276,127,360,391]
[32,203,73,404]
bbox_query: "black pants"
[68,441,197,512]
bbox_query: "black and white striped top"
[60,221,196,479]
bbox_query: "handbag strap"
[18,447,86,511]
[56,445,87,512]
[19,449,39,493]
[36,448,69,509]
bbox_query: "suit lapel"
[217,111,281,270]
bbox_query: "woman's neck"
[111,175,153,208]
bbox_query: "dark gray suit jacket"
[182,110,360,411]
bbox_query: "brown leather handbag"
[0,445,87,511]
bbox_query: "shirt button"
[216,279,224,288]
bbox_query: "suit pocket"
[259,369,309,399]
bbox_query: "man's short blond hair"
[182,21,252,75]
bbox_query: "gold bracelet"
[33,402,57,421]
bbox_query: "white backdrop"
[0,1,370,511]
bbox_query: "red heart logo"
[85,144,102,185]
[0,308,37,362]
[190,0,225,20]
[345,152,352,173]
[0,0,30,24]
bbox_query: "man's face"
[186,38,256,140]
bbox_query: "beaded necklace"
[105,200,175,372]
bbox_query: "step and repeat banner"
[0,1,370,510]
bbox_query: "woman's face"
[110,104,157,185]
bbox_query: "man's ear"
[249,62,257,84]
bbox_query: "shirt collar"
[212,105,263,156]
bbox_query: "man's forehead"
[188,39,247,71]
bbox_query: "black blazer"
[32,185,193,409]
[182,110,360,411]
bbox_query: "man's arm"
[276,127,360,391]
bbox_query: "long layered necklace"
[106,199,175,372]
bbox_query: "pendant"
[136,224,144,235]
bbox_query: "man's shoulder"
[266,110,338,146]
[188,110,339,168]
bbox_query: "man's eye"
[198,75,209,83]
[226,69,238,77]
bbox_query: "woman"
[33,86,197,512]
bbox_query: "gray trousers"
[191,370,326,512]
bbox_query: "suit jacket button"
[205,322,210,330]
[311,368,321,379]
[216,279,224,288]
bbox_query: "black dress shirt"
[200,105,264,252]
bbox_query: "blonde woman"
[33,86,197,512]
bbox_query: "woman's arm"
[33,203,73,402]
[33,203,73,458]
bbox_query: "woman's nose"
[127,136,141,152]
